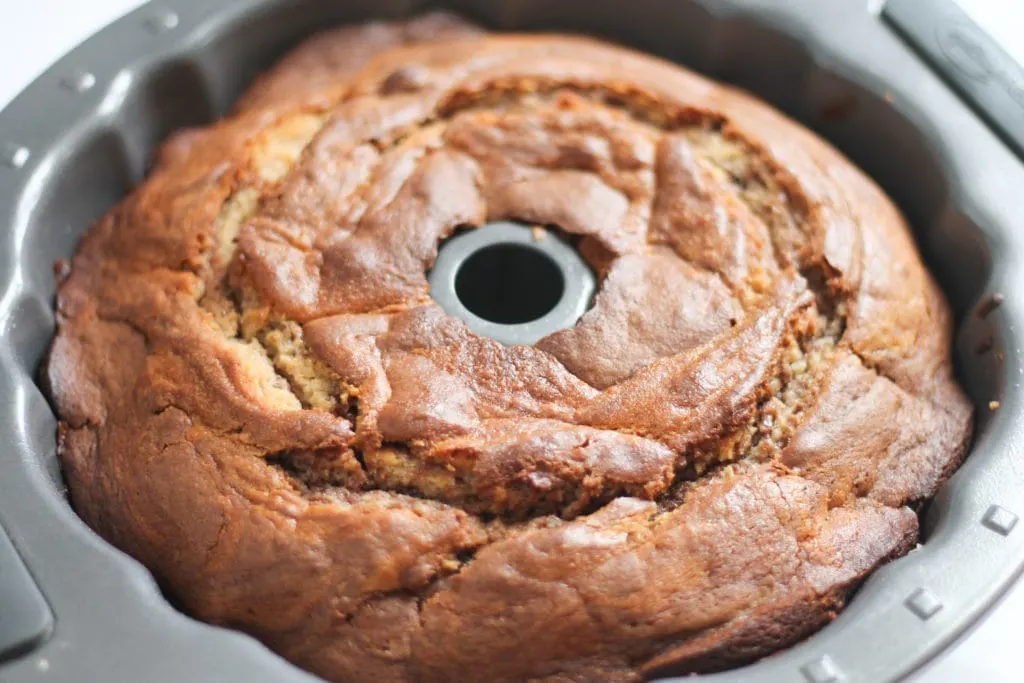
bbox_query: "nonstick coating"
[1,1,1022,681]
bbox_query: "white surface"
[0,1,1021,682]
[0,0,140,113]
[956,0,1024,65]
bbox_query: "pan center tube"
[428,222,597,346]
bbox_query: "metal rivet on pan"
[801,655,843,683]
[144,9,180,34]
[938,25,994,83]
[905,588,943,620]
[61,70,96,93]
[982,504,1018,536]
[2,144,30,168]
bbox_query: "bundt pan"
[0,0,1022,681]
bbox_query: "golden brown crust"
[47,12,972,682]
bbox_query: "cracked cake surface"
[46,12,972,683]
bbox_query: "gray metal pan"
[0,1,1022,681]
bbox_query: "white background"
[1,1,1021,681]
[955,0,1024,64]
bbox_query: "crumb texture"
[47,12,972,683]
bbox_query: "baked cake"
[45,12,973,682]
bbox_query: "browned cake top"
[47,12,972,682]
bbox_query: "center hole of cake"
[455,243,566,324]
